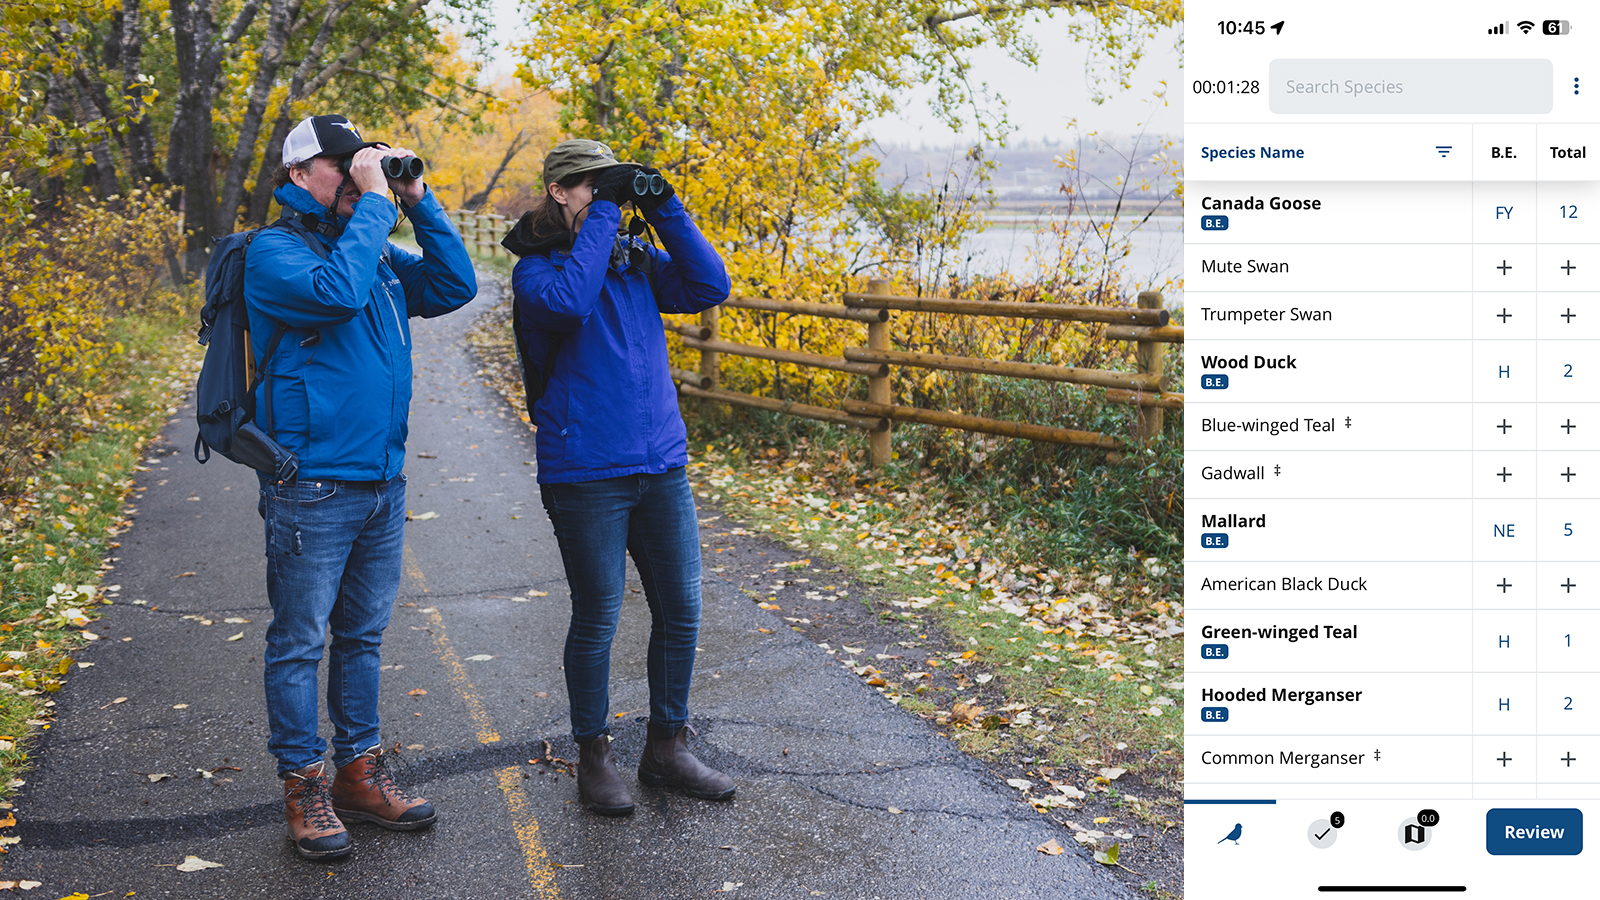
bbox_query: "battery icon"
[1543,19,1573,35]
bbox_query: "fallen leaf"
[17,882,38,890]
[226,632,243,642]
[196,768,214,780]
[112,697,127,704]
[171,572,196,578]
[407,511,439,521]
[406,744,424,751]
[886,807,903,814]
[223,618,250,624]
[1094,816,1111,824]
[1037,839,1065,855]
[526,590,548,597]
[1099,767,1127,781]
[80,632,99,641]
[147,773,171,783]
[0,837,17,847]
[1094,843,1120,866]
[757,603,780,610]
[1006,778,1033,791]
[407,689,427,696]
[464,654,495,662]
[175,855,223,872]
[172,704,188,709]
[0,815,13,828]
[948,702,983,726]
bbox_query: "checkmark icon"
[1315,828,1332,840]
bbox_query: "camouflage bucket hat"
[542,139,623,188]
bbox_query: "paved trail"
[7,284,1133,899]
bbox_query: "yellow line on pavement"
[402,543,560,899]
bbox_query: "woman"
[502,140,733,816]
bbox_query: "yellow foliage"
[0,187,182,486]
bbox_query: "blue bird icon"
[1219,823,1242,844]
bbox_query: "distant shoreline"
[987,199,1182,218]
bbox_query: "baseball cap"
[542,139,624,188]
[282,115,383,167]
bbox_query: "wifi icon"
[1517,20,1536,33]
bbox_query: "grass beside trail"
[0,306,204,805]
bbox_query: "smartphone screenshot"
[1186,3,1595,894]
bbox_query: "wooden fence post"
[1134,290,1166,445]
[866,279,892,468]
[699,307,721,388]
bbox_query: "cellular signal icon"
[1488,21,1508,34]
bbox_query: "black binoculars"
[631,168,666,197]
[338,154,425,180]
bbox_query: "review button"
[1485,808,1583,856]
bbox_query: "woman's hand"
[591,166,635,207]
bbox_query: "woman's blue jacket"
[244,182,477,481]
[510,197,730,484]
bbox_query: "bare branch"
[925,0,1109,28]
[299,0,429,99]
[346,67,471,115]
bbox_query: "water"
[958,214,1184,307]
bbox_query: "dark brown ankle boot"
[283,761,352,859]
[577,734,635,816]
[638,722,735,800]
[331,745,437,831]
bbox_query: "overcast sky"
[473,5,1182,147]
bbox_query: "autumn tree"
[1,0,498,274]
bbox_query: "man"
[244,114,476,859]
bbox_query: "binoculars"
[630,168,666,198]
[338,154,425,180]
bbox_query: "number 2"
[1562,205,1579,218]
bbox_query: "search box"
[1269,59,1552,114]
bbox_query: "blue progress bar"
[1183,799,1277,805]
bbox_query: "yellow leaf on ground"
[174,855,222,872]
[225,632,243,642]
[1037,839,1065,855]
[407,689,427,696]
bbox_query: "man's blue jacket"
[510,197,730,484]
[244,182,477,481]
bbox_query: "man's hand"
[382,146,426,206]
[346,147,389,197]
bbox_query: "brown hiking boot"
[576,734,635,816]
[638,722,735,800]
[283,761,352,860]
[331,745,438,831]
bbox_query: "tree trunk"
[463,128,528,211]
[166,0,266,275]
[121,0,162,184]
[245,114,293,225]
[217,0,290,231]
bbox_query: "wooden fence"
[448,210,1183,467]
[674,281,1183,467]
[450,209,513,260]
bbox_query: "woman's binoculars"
[338,154,425,180]
[631,169,666,197]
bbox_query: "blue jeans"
[258,474,406,776]
[540,468,703,742]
